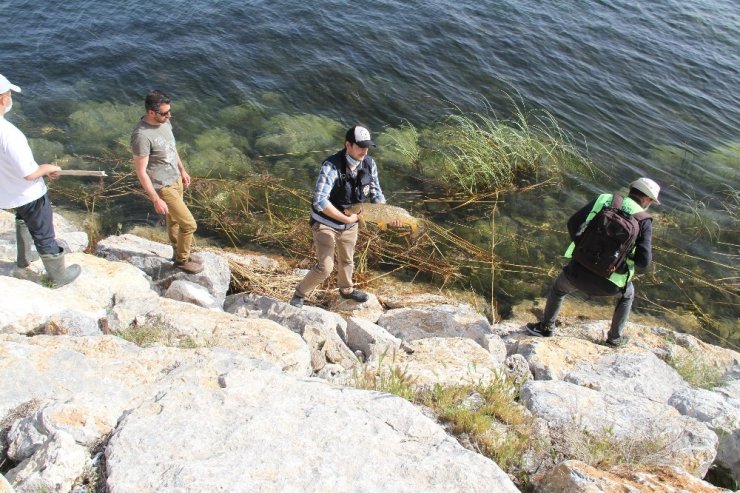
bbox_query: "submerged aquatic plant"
[380,106,592,197]
[255,113,343,156]
[67,102,141,156]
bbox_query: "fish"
[344,203,422,234]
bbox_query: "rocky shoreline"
[0,209,738,492]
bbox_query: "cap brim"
[356,140,376,148]
[8,83,21,93]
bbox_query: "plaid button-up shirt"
[312,155,386,211]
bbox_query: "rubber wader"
[15,219,39,268]
[40,247,81,288]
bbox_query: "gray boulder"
[345,316,403,363]
[0,254,153,335]
[164,279,220,310]
[95,235,230,308]
[225,293,357,373]
[328,291,385,323]
[108,295,312,376]
[105,359,519,493]
[5,430,88,493]
[669,385,740,485]
[521,379,718,477]
[377,304,493,347]
[563,351,688,403]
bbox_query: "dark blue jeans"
[14,194,61,255]
[542,269,635,341]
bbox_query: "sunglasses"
[154,109,171,116]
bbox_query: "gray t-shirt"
[130,118,180,189]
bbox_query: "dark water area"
[2,0,738,342]
[4,0,739,187]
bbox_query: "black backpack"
[572,194,651,278]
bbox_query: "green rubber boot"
[16,219,39,268]
[40,248,81,288]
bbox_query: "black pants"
[14,194,61,255]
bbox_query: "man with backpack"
[526,178,661,347]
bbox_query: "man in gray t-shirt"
[131,90,202,274]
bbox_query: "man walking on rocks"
[290,125,395,308]
[0,73,81,287]
[526,178,660,346]
[131,90,202,274]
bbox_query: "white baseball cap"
[345,125,375,148]
[0,74,21,93]
[630,177,661,204]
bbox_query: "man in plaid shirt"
[290,125,390,308]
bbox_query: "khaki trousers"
[295,222,358,298]
[157,177,197,263]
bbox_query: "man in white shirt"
[0,73,80,287]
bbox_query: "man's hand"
[152,196,169,215]
[46,166,61,180]
[181,169,191,188]
[25,164,61,181]
[345,213,359,224]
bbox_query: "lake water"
[2,0,738,338]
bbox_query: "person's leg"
[541,270,578,326]
[15,219,39,267]
[17,194,81,287]
[15,194,60,255]
[335,226,359,293]
[295,224,338,298]
[607,282,635,342]
[158,178,197,264]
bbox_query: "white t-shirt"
[0,117,46,209]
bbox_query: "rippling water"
[4,0,739,197]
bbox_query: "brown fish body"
[344,203,421,233]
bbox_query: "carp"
[344,203,422,234]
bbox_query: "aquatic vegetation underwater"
[22,95,739,351]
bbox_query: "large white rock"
[109,295,312,376]
[563,351,688,403]
[94,233,173,276]
[0,335,165,426]
[0,335,313,491]
[0,254,154,335]
[327,291,385,323]
[669,385,740,485]
[345,316,403,362]
[164,279,220,310]
[377,304,493,346]
[5,431,88,493]
[369,337,504,388]
[225,293,357,373]
[8,401,119,457]
[515,336,612,380]
[105,359,519,493]
[95,234,230,308]
[521,379,718,477]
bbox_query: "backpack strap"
[632,211,651,221]
[614,193,651,221]
[611,193,624,209]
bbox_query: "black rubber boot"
[40,247,81,288]
[339,289,369,303]
[16,219,39,268]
